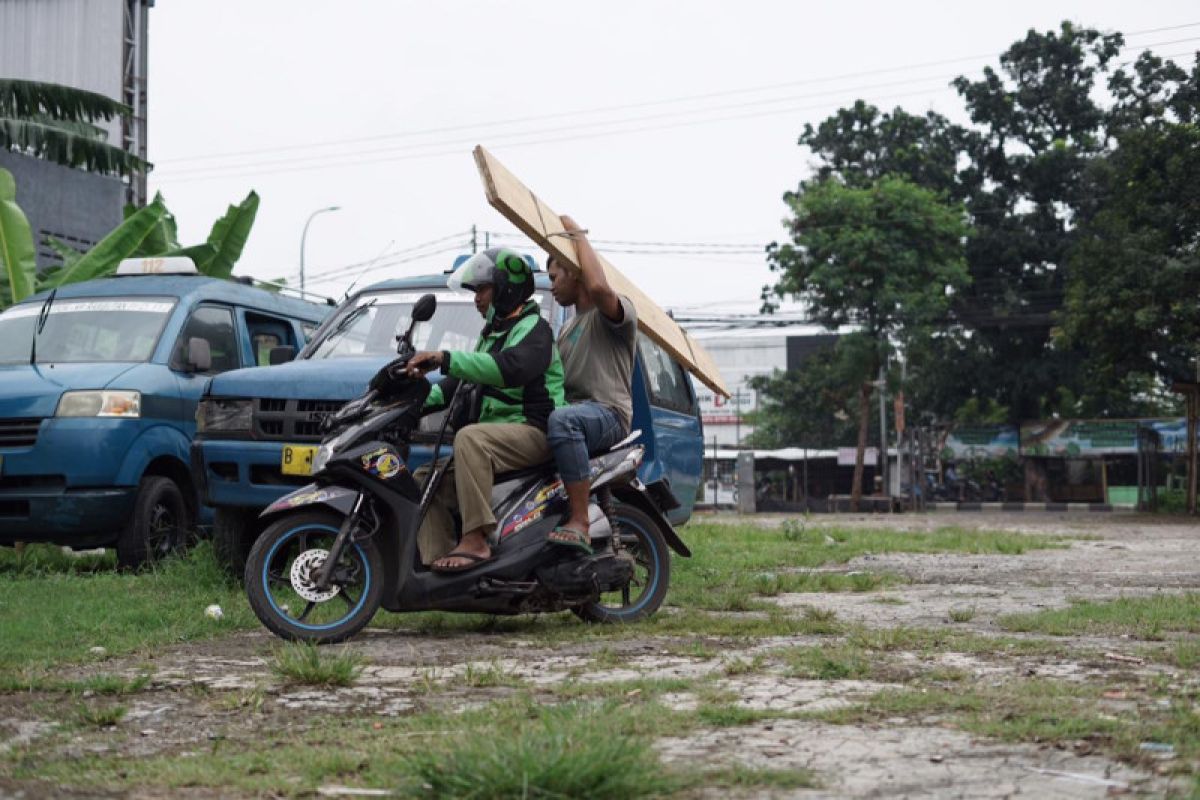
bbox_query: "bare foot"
[432,530,492,571]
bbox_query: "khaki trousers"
[413,423,551,564]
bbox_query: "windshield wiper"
[324,298,377,343]
[29,288,57,366]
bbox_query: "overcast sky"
[146,1,1197,314]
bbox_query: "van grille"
[0,418,42,448]
[252,399,344,442]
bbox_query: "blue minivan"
[0,259,329,567]
[192,264,705,574]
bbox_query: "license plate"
[281,444,318,476]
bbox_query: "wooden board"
[473,145,730,398]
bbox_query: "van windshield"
[307,290,549,360]
[0,297,176,364]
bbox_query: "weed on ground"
[0,543,253,676]
[1000,593,1200,638]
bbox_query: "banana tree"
[0,167,36,309]
[45,190,260,285]
[1,79,148,177]
[0,180,263,311]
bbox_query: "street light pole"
[299,205,341,292]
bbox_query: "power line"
[153,21,1200,168]
[281,231,471,285]
[302,243,468,287]
[153,40,1199,186]
[156,36,1200,182]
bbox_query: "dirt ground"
[2,511,1198,798]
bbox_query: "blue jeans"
[547,402,625,483]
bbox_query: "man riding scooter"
[404,249,565,572]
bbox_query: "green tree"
[949,23,1123,420]
[745,334,874,449]
[765,176,969,508]
[0,179,262,312]
[0,168,36,307]
[1061,122,1200,413]
[0,79,147,177]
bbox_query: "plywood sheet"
[473,146,730,398]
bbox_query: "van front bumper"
[0,486,137,547]
[192,439,306,510]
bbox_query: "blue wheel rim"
[261,523,372,632]
[597,515,660,615]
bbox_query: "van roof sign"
[116,257,199,276]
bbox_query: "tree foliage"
[754,22,1198,453]
[1062,123,1200,410]
[0,182,262,312]
[764,176,969,504]
[0,79,148,178]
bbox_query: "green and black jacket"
[425,301,565,430]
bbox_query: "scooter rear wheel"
[245,510,384,644]
[573,503,670,624]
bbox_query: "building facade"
[1,0,151,266]
[687,325,838,447]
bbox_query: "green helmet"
[448,248,535,316]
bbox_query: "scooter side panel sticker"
[360,447,404,479]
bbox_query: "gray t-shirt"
[558,295,638,431]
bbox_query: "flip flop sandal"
[548,525,593,554]
[431,550,495,574]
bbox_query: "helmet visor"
[447,252,497,294]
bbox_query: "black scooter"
[243,294,691,644]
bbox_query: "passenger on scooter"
[544,215,639,551]
[405,249,566,572]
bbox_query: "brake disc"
[289,549,341,603]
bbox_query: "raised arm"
[561,214,623,323]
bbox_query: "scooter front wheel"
[245,510,384,644]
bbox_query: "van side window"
[245,312,295,366]
[174,306,238,373]
[636,333,695,414]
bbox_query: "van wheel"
[117,476,190,570]
[213,507,258,578]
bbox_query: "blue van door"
[633,334,704,522]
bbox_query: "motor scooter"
[244,294,690,643]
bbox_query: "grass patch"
[271,643,363,687]
[814,678,1200,780]
[0,543,115,576]
[999,593,1200,638]
[462,661,524,688]
[948,606,977,623]
[7,695,692,797]
[781,644,876,680]
[0,543,253,676]
[696,704,776,727]
[404,703,679,799]
[667,522,1063,613]
[0,672,151,695]
[74,702,127,728]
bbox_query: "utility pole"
[734,387,741,446]
[878,362,888,503]
[470,224,478,254]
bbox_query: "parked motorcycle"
[243,294,690,643]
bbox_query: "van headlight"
[197,399,253,432]
[310,443,335,474]
[56,390,141,418]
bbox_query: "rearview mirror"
[269,345,296,365]
[186,337,212,373]
[412,294,436,322]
